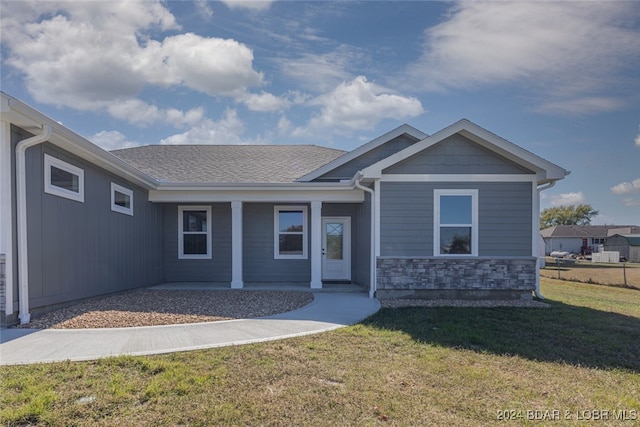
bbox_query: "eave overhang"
[2,93,159,190]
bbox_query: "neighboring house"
[540,225,640,255]
[0,92,568,325]
[605,234,640,263]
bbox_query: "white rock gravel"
[14,288,548,330]
[15,289,314,329]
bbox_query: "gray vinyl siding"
[315,135,419,181]
[243,203,310,282]
[24,141,164,311]
[383,134,532,175]
[163,203,232,282]
[380,182,532,257]
[354,191,372,287]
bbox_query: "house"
[0,92,568,326]
[540,225,640,255]
[605,234,640,263]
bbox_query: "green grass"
[2,278,639,426]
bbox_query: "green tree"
[540,204,599,229]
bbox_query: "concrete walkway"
[0,293,380,366]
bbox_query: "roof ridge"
[111,143,347,153]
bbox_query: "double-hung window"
[110,183,133,216]
[178,206,212,259]
[44,154,84,202]
[434,189,478,256]
[274,206,308,259]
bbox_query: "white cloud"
[195,0,214,19]
[533,97,624,116]
[623,198,640,207]
[635,134,640,147]
[549,192,586,207]
[222,0,274,12]
[90,131,140,151]
[277,116,292,135]
[241,91,290,112]
[1,1,263,119]
[160,109,253,145]
[106,99,204,128]
[280,45,366,92]
[141,33,263,97]
[293,76,423,137]
[406,1,640,113]
[611,179,640,195]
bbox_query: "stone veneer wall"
[376,257,537,299]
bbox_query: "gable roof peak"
[361,118,569,184]
[296,123,428,182]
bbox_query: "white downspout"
[534,180,556,300]
[16,124,53,324]
[354,171,376,298]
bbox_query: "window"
[178,206,212,259]
[434,189,478,256]
[44,154,84,202]
[274,206,308,259]
[111,183,133,216]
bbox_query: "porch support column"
[231,201,243,289]
[310,201,322,289]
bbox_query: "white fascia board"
[297,124,428,182]
[148,188,365,203]
[3,94,159,190]
[380,174,537,182]
[362,119,569,184]
[155,181,357,191]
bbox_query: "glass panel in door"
[326,223,344,260]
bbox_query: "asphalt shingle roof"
[540,225,640,238]
[611,234,640,246]
[111,145,347,184]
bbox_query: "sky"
[1,0,639,226]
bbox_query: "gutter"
[353,171,376,298]
[534,180,556,300]
[16,124,52,324]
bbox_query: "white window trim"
[110,183,133,216]
[274,205,308,259]
[434,189,478,257]
[44,154,84,203]
[178,205,212,260]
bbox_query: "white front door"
[321,217,351,281]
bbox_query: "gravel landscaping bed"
[15,289,315,329]
[15,288,548,330]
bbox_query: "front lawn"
[2,278,639,426]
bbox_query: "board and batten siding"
[163,203,232,282]
[23,141,164,312]
[243,203,310,282]
[383,134,533,175]
[316,135,419,181]
[380,182,532,257]
[354,193,372,287]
